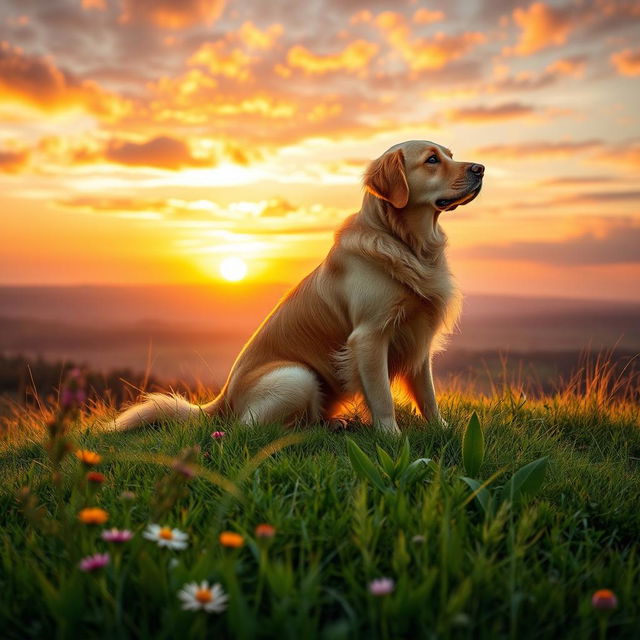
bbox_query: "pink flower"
[211,431,225,439]
[101,528,134,543]
[368,577,395,596]
[172,462,196,478]
[79,553,110,572]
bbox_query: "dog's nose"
[469,163,485,176]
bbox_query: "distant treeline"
[0,354,168,409]
[0,349,637,410]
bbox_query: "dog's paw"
[327,417,350,432]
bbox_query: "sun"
[219,256,248,282]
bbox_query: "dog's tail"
[111,392,225,431]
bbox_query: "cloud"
[187,21,284,82]
[491,55,587,90]
[236,22,284,50]
[461,219,640,265]
[444,102,536,123]
[55,194,350,234]
[412,8,445,24]
[610,48,640,76]
[476,139,604,159]
[593,140,640,168]
[506,2,575,56]
[538,175,617,187]
[375,11,485,71]
[98,136,214,170]
[119,0,226,28]
[0,42,130,119]
[0,148,29,173]
[188,41,255,80]
[286,40,379,75]
[81,0,106,10]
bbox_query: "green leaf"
[376,445,396,478]
[394,437,411,474]
[346,439,388,492]
[460,476,490,513]
[398,458,433,488]
[504,456,549,503]
[462,411,484,477]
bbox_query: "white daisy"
[178,581,229,613]
[142,524,189,550]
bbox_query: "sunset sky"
[1,0,639,300]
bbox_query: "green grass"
[1,384,639,639]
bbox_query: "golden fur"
[113,140,484,433]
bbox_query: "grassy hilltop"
[0,365,639,639]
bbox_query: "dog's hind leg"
[236,364,322,426]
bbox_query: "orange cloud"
[0,148,29,173]
[594,141,640,168]
[476,139,604,159]
[375,12,485,71]
[188,41,255,80]
[445,102,536,123]
[546,56,586,77]
[487,56,587,92]
[81,0,106,10]
[507,2,574,56]
[461,218,640,265]
[65,136,215,170]
[119,0,225,28]
[286,40,378,75]
[0,42,130,120]
[610,48,640,76]
[412,8,445,24]
[237,21,284,50]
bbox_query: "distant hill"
[0,285,638,387]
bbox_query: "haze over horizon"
[0,0,639,301]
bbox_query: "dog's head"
[364,140,484,212]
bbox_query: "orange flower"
[219,531,244,548]
[78,507,109,525]
[76,449,102,466]
[86,472,105,484]
[255,523,276,539]
[592,589,618,611]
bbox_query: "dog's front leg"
[406,357,445,426]
[348,327,400,434]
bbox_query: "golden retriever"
[113,140,484,433]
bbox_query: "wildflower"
[219,531,244,548]
[143,524,189,550]
[60,368,87,411]
[368,577,395,596]
[79,553,110,572]
[76,449,102,466]
[211,431,225,439]
[255,523,276,539]
[411,535,426,544]
[178,581,228,613]
[78,507,109,525]
[120,490,136,501]
[172,461,196,478]
[592,589,618,611]
[86,471,105,485]
[101,528,134,543]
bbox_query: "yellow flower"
[78,507,109,525]
[219,531,244,548]
[76,449,102,466]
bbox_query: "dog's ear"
[364,149,409,209]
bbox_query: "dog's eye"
[425,155,439,164]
